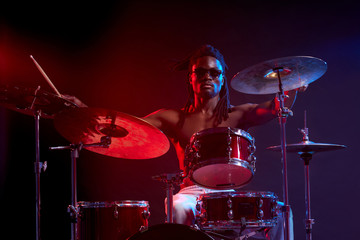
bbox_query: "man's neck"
[192,95,220,115]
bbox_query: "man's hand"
[62,95,88,107]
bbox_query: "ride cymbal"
[231,56,327,94]
[54,107,170,159]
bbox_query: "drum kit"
[0,55,346,240]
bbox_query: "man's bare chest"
[171,111,246,148]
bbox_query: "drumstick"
[30,55,62,97]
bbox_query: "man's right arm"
[142,108,181,136]
[142,109,167,130]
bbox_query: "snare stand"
[299,152,315,240]
[50,136,111,240]
[152,172,183,223]
[275,67,293,240]
[298,124,315,240]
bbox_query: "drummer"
[142,45,305,240]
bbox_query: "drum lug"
[227,130,232,158]
[190,139,201,159]
[200,212,207,221]
[142,210,151,220]
[113,205,119,219]
[202,201,206,211]
[196,202,201,211]
[257,209,264,219]
[272,200,281,217]
[227,198,233,208]
[248,155,257,172]
[257,198,263,208]
[227,146,232,158]
[248,144,256,154]
[227,209,234,220]
[193,139,201,150]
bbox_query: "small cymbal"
[0,85,78,119]
[267,140,346,154]
[54,107,170,159]
[231,56,327,94]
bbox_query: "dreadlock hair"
[173,44,231,126]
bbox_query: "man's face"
[190,56,224,99]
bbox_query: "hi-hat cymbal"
[54,107,170,159]
[231,56,327,94]
[0,85,78,119]
[267,140,346,154]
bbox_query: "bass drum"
[128,223,213,240]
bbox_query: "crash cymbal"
[267,140,346,154]
[54,107,170,159]
[231,56,327,94]
[0,85,78,119]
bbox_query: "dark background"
[1,1,359,239]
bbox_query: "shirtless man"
[142,45,300,239]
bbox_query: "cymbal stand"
[30,86,48,240]
[152,172,183,223]
[50,136,111,240]
[275,67,293,240]
[298,112,315,240]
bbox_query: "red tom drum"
[77,200,150,240]
[185,127,256,189]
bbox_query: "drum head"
[192,161,253,189]
[128,223,213,240]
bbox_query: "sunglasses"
[192,68,222,78]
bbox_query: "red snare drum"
[185,127,256,189]
[77,201,150,240]
[196,191,279,230]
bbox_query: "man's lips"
[201,83,213,88]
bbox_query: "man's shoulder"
[151,108,183,116]
[145,108,183,123]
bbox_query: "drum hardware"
[185,127,256,190]
[231,56,327,240]
[49,140,111,240]
[196,191,279,231]
[51,107,169,239]
[53,107,170,159]
[77,201,150,240]
[152,172,184,223]
[0,79,78,240]
[267,111,346,240]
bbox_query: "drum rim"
[197,191,278,199]
[116,200,149,207]
[190,127,254,143]
[198,218,277,229]
[77,200,149,208]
